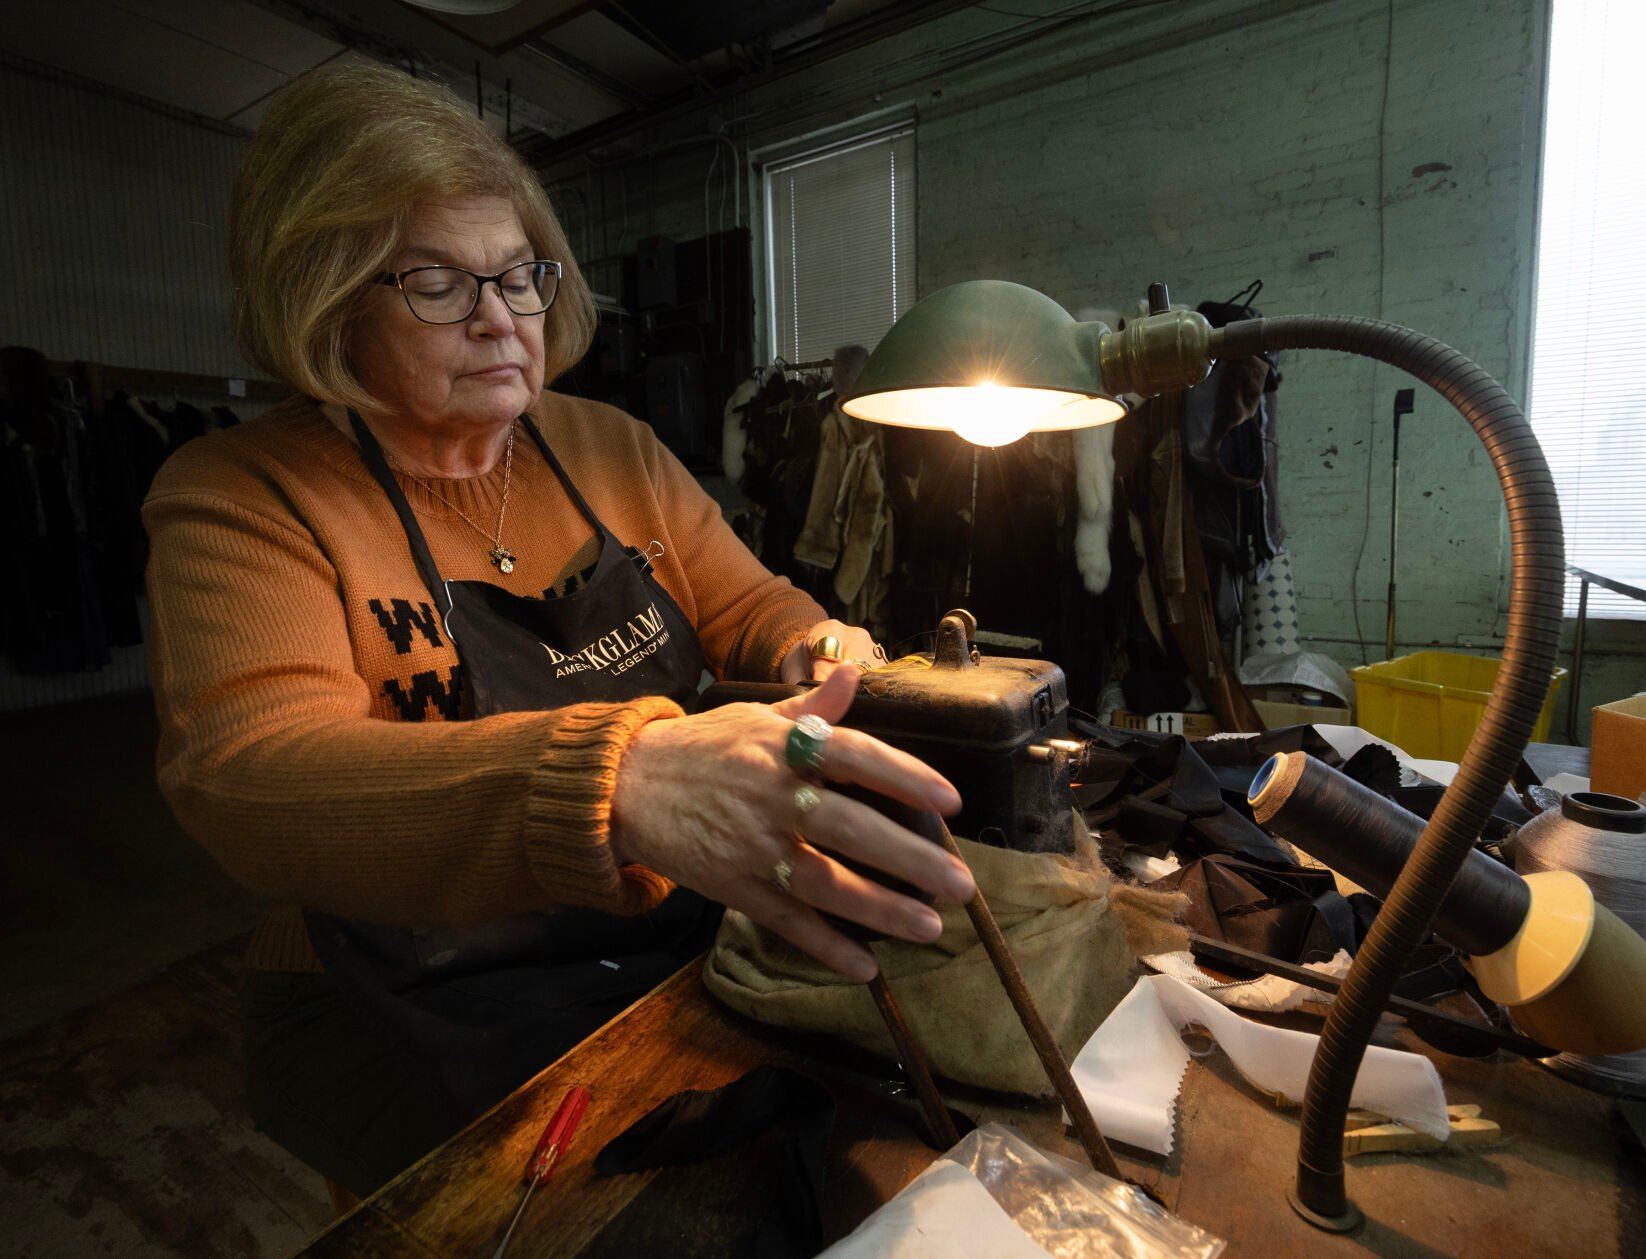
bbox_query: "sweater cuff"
[767,622,815,681]
[523,697,684,915]
[739,598,825,681]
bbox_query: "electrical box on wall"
[636,235,678,309]
[645,353,707,462]
[557,228,752,473]
[597,322,638,375]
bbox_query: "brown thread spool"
[1247,751,1528,955]
[1250,753,1646,1058]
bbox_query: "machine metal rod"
[1566,575,1588,744]
[866,974,961,1149]
[1561,565,1646,743]
[934,819,1123,1180]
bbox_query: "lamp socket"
[1097,308,1215,397]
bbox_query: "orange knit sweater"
[144,392,823,971]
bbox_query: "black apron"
[304,410,718,1124]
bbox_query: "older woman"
[145,64,971,1197]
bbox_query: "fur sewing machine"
[699,608,1091,856]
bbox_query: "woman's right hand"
[609,667,974,981]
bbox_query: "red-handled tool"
[491,1085,591,1259]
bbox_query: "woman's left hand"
[780,619,885,683]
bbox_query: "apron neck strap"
[347,407,612,600]
[347,408,447,604]
[517,415,607,543]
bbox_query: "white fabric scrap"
[1543,772,1591,796]
[818,1159,1051,1259]
[1069,974,1449,1157]
[1313,725,1458,786]
[1123,850,1181,884]
[1141,950,1352,1014]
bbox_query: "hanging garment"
[1179,296,1286,643]
[1072,424,1117,596]
[303,410,719,1127]
[738,371,830,585]
[720,366,772,483]
[795,408,894,633]
[0,347,111,672]
[1118,392,1263,731]
[1240,551,1302,657]
[793,407,852,571]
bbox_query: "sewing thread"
[1515,791,1646,1096]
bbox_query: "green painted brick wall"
[546,0,1643,743]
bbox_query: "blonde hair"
[230,63,593,413]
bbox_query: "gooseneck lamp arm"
[844,282,1565,1231]
[1115,307,1565,1226]
[1216,315,1564,1230]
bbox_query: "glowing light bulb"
[842,383,1124,440]
[952,413,1034,447]
[946,382,1052,446]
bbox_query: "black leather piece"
[595,1067,835,1259]
[1158,853,1360,964]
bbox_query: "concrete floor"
[0,692,332,1255]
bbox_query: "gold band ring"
[809,635,844,663]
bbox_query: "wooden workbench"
[301,964,1639,1258]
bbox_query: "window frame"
[1524,0,1646,622]
[755,114,918,366]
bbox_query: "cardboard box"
[1111,704,1352,736]
[1111,709,1221,738]
[1591,693,1646,802]
[1253,698,1351,729]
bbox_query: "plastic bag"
[820,1123,1225,1258]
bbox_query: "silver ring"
[785,713,833,773]
[794,784,823,831]
[772,857,794,894]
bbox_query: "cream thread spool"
[1515,791,1646,1097]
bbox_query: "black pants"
[241,969,455,1199]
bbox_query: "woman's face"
[351,196,548,434]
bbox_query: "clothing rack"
[47,358,287,418]
[775,357,833,375]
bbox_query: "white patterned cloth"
[1242,551,1301,655]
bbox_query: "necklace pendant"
[491,546,517,574]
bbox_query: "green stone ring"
[785,714,833,773]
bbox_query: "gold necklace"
[388,421,519,573]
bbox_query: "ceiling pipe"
[517,0,975,168]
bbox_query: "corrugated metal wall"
[0,56,250,711]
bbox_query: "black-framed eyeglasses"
[373,259,563,325]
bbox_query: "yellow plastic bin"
[1350,651,1567,762]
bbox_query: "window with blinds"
[1528,0,1646,619]
[764,125,915,365]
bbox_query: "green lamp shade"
[840,280,1125,447]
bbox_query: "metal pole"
[934,819,1123,1180]
[1566,576,1589,744]
[866,974,960,1149]
[1384,411,1400,660]
[1385,391,1413,661]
